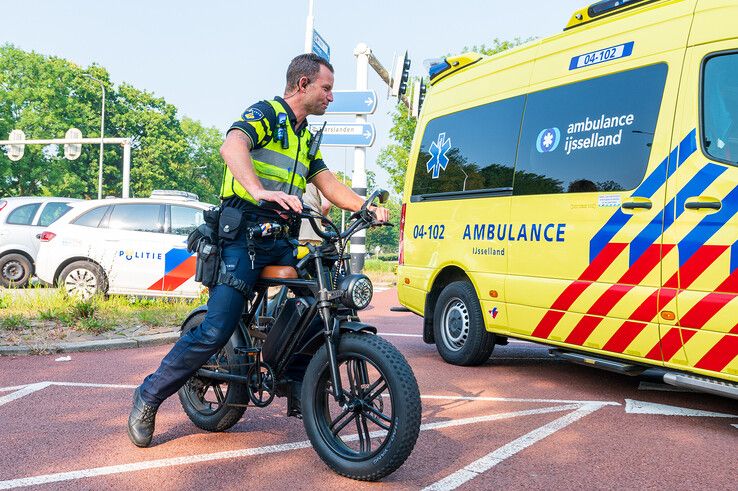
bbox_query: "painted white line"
[732,424,738,430]
[0,403,583,489]
[422,404,605,491]
[378,333,422,338]
[0,382,51,407]
[421,394,620,406]
[625,399,738,418]
[637,382,694,393]
[0,384,30,393]
[0,440,314,490]
[49,382,138,390]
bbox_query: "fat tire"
[302,333,421,481]
[0,253,32,288]
[177,312,249,432]
[433,280,495,366]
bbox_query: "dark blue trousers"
[140,236,296,406]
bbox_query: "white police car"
[35,191,212,299]
[0,196,80,288]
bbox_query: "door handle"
[685,201,722,211]
[622,200,652,210]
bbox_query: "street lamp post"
[83,74,106,199]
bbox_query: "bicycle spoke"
[358,413,372,453]
[367,404,393,424]
[330,408,355,435]
[365,379,388,405]
[364,406,391,431]
[213,383,225,405]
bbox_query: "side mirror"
[378,189,389,204]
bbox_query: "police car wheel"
[433,280,495,366]
[0,253,32,288]
[59,260,107,299]
[178,312,250,432]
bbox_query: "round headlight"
[339,274,373,310]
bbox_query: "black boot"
[127,387,159,448]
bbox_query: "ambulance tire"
[434,280,495,366]
[178,312,249,432]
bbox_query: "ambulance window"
[170,205,204,235]
[410,95,524,198]
[73,206,109,228]
[108,204,164,233]
[703,53,738,165]
[514,63,667,195]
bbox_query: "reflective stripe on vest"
[220,99,311,204]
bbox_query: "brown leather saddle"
[259,265,298,280]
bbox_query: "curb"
[0,332,179,356]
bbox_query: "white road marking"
[0,384,30,393]
[637,382,694,393]
[732,424,738,430]
[421,394,620,406]
[624,399,738,418]
[48,382,138,390]
[379,332,422,338]
[0,402,584,489]
[422,403,606,491]
[0,382,51,407]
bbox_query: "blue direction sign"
[312,30,330,62]
[309,122,375,147]
[326,90,377,115]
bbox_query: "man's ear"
[300,76,309,91]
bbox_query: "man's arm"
[219,131,302,212]
[312,171,389,222]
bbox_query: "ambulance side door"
[660,40,738,381]
[506,38,684,362]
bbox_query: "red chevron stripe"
[565,244,666,345]
[608,288,678,355]
[531,243,627,339]
[644,246,727,361]
[694,334,738,372]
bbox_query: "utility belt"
[186,206,295,295]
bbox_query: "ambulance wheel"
[59,260,107,299]
[433,280,495,366]
[0,253,32,288]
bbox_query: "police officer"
[128,53,389,448]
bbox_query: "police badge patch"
[242,108,264,121]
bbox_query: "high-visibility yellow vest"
[220,99,312,204]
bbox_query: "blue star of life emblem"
[426,132,452,179]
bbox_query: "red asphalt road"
[1,288,737,490]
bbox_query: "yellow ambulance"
[398,0,738,398]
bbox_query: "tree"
[377,38,533,196]
[0,44,223,202]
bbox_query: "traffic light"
[411,79,427,118]
[7,130,25,161]
[391,51,411,101]
[64,128,82,160]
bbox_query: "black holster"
[187,221,220,288]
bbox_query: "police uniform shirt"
[224,96,328,217]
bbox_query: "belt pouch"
[218,207,243,240]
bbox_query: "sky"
[2,0,586,192]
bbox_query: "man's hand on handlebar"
[368,205,389,223]
[252,189,303,213]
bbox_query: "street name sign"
[326,90,377,115]
[312,30,330,62]
[309,122,375,147]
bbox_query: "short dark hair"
[286,53,334,91]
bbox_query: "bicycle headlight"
[339,274,373,310]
